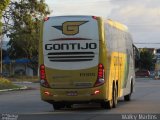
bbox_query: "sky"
[45,0,160,48]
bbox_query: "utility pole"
[0,35,3,74]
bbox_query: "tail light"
[40,64,50,88]
[94,63,105,87]
[44,17,50,21]
[92,16,98,20]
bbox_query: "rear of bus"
[39,16,107,108]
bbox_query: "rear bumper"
[40,85,107,103]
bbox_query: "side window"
[126,34,133,57]
[133,44,140,69]
[105,24,111,51]
[106,24,117,52]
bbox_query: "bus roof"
[45,15,128,32]
[107,19,128,32]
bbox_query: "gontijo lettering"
[45,43,97,50]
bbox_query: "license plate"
[67,91,77,96]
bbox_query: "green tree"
[6,0,50,75]
[0,0,10,34]
[140,49,154,70]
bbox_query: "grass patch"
[8,76,39,83]
[0,78,20,90]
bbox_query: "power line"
[127,24,160,26]
[134,42,160,44]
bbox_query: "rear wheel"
[52,102,65,110]
[101,83,117,109]
[124,93,131,101]
[101,100,113,109]
[124,81,133,101]
[113,85,118,108]
[65,104,72,108]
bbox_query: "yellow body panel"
[107,52,127,99]
[44,66,98,89]
[40,85,106,102]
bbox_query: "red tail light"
[92,16,98,20]
[94,63,105,87]
[44,17,50,21]
[40,64,50,88]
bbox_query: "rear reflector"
[94,90,100,95]
[44,91,51,96]
[91,90,100,95]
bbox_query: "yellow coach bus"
[39,15,135,110]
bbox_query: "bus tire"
[124,81,133,101]
[65,104,72,108]
[101,83,117,109]
[52,102,65,110]
[113,85,118,108]
[101,100,113,109]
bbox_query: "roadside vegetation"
[0,77,20,90]
[3,0,50,75]
[0,1,48,90]
[8,76,39,83]
[139,49,155,70]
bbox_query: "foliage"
[9,75,38,83]
[0,77,19,90]
[0,49,7,59]
[140,49,154,70]
[0,0,10,34]
[4,0,50,75]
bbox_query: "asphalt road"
[0,78,160,120]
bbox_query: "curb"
[13,81,39,84]
[0,86,28,92]
[13,81,33,84]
